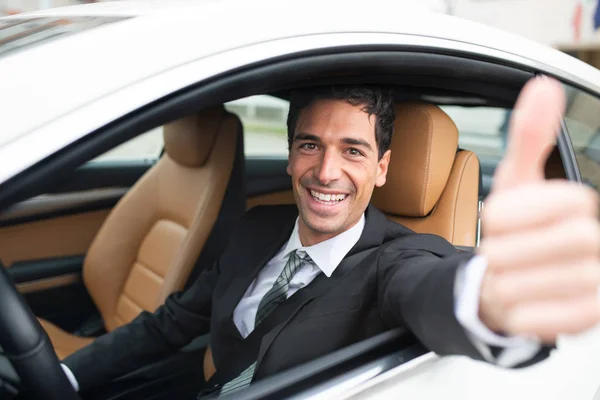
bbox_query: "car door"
[0,128,163,331]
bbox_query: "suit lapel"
[220,206,298,340]
[255,205,388,367]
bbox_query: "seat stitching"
[419,106,434,215]
[116,291,145,324]
[450,152,473,244]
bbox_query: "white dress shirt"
[62,213,540,391]
[233,215,366,338]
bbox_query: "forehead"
[296,99,376,142]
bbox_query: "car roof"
[1,0,599,144]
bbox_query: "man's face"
[287,99,391,245]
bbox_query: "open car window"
[226,95,290,158]
[89,127,164,164]
[440,105,510,199]
[564,85,600,196]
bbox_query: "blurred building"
[451,0,600,68]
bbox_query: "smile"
[309,189,347,205]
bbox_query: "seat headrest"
[163,106,227,167]
[372,103,459,217]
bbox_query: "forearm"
[63,294,211,392]
[380,247,553,366]
[63,261,219,392]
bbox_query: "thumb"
[493,76,566,192]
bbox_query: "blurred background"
[3,0,600,67]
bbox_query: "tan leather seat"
[372,102,480,246]
[39,106,241,359]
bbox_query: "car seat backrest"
[371,102,480,246]
[84,106,241,331]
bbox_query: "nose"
[314,149,343,185]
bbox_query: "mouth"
[307,188,348,206]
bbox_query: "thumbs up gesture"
[478,76,600,342]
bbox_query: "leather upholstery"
[0,210,109,267]
[41,106,241,357]
[247,190,295,210]
[163,109,223,168]
[372,103,480,246]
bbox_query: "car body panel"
[344,325,600,400]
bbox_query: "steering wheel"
[0,263,80,400]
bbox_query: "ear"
[286,163,292,176]
[375,150,391,187]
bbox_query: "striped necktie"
[218,250,312,397]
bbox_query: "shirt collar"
[282,214,366,277]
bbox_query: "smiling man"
[61,79,600,399]
[287,92,392,245]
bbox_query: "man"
[62,77,600,398]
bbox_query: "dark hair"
[286,86,395,159]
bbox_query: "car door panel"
[0,159,155,266]
[0,209,109,267]
[0,160,155,331]
[10,255,96,331]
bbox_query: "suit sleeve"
[377,235,551,365]
[62,257,220,392]
[377,240,485,360]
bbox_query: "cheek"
[346,165,377,196]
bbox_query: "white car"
[1,1,600,399]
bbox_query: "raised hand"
[478,76,600,342]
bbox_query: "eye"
[347,148,363,157]
[300,143,318,151]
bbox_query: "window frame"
[0,46,583,398]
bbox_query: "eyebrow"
[293,133,320,142]
[293,133,374,153]
[341,137,373,153]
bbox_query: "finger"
[493,76,565,192]
[505,295,600,342]
[488,260,600,306]
[480,217,600,270]
[482,181,598,236]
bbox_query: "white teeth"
[309,190,346,204]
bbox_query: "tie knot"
[293,250,313,265]
[294,249,307,258]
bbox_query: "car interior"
[0,49,573,399]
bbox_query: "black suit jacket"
[63,205,512,391]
